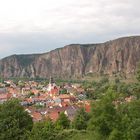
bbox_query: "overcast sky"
[0,0,140,58]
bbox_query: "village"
[0,77,91,122]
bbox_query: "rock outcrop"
[0,36,140,78]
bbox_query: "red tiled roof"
[49,88,59,95]
[85,104,91,113]
[25,98,34,103]
[61,101,69,107]
[0,94,7,99]
[48,111,59,121]
[31,112,42,121]
[58,94,72,99]
[31,89,39,94]
[0,93,12,100]
[7,93,12,98]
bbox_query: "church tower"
[47,76,56,91]
[47,76,59,96]
[49,76,54,85]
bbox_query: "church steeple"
[49,76,54,84]
[47,76,56,91]
[47,76,58,96]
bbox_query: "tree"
[128,118,140,140]
[131,83,140,99]
[29,119,56,140]
[100,77,109,84]
[88,88,118,137]
[113,99,140,139]
[59,88,67,94]
[114,78,120,84]
[73,108,90,130]
[136,63,140,82]
[87,86,140,139]
[55,112,70,130]
[18,80,25,89]
[0,99,33,140]
[108,129,123,140]
[0,76,4,83]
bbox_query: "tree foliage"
[72,108,90,130]
[55,112,70,130]
[29,119,56,140]
[0,99,33,140]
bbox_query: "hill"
[0,36,140,79]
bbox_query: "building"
[47,77,59,96]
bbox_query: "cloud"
[0,0,139,58]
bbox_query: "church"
[47,77,59,97]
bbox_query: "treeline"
[83,76,140,100]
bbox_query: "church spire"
[49,76,54,84]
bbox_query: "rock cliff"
[0,36,140,78]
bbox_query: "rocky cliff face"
[0,36,140,78]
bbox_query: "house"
[31,112,42,122]
[46,106,68,121]
[72,84,81,89]
[53,97,61,105]
[0,93,12,104]
[47,77,59,96]
[8,87,19,95]
[66,87,77,95]
[47,111,59,121]
[60,101,69,107]
[31,89,39,95]
[85,103,91,113]
[0,88,7,94]
[25,108,32,113]
[125,96,136,102]
[29,81,38,88]
[64,106,79,121]
[4,80,13,85]
[25,98,35,105]
[58,94,76,103]
[48,87,59,97]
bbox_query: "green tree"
[125,100,140,139]
[55,112,70,130]
[136,63,140,82]
[29,119,56,140]
[131,83,140,99]
[100,77,109,84]
[73,108,90,130]
[59,88,67,94]
[113,99,140,140]
[108,129,123,140]
[128,119,140,140]
[114,78,120,84]
[88,88,118,137]
[0,99,33,140]
[18,80,25,89]
[0,76,4,83]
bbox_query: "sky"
[0,0,140,58]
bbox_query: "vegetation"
[0,99,33,140]
[72,108,90,130]
[59,88,68,94]
[1,69,140,139]
[55,112,70,130]
[29,119,56,140]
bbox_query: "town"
[1,75,139,140]
[0,77,91,122]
